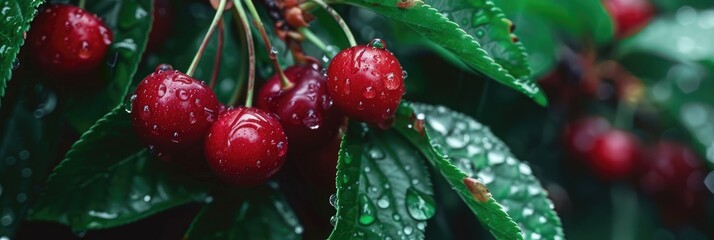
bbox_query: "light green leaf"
[394,102,565,240]
[0,0,43,108]
[332,0,547,106]
[329,122,434,240]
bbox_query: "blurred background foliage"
[2,0,714,239]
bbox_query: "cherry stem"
[310,0,356,47]
[233,0,256,107]
[299,27,335,58]
[187,0,227,77]
[241,0,292,90]
[209,20,225,89]
[78,0,86,8]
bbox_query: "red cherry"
[146,0,172,52]
[257,63,343,149]
[604,0,654,38]
[639,141,707,226]
[327,39,405,124]
[204,107,288,186]
[26,4,113,77]
[131,64,220,153]
[562,116,611,160]
[588,129,641,180]
[639,141,705,193]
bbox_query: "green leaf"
[185,184,303,240]
[332,0,547,106]
[141,1,246,103]
[28,108,211,230]
[617,12,714,65]
[329,122,434,240]
[424,0,531,82]
[493,0,615,45]
[0,79,62,237]
[394,102,565,240]
[65,0,152,132]
[0,0,43,108]
[616,11,714,167]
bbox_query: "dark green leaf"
[332,0,547,106]
[65,0,152,132]
[141,0,246,103]
[424,0,531,82]
[28,108,211,230]
[0,79,62,237]
[0,0,43,108]
[329,123,434,240]
[185,184,303,240]
[394,102,564,240]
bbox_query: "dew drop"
[303,110,321,129]
[189,112,197,124]
[377,195,391,209]
[155,64,173,72]
[357,101,365,111]
[405,187,435,220]
[344,78,351,94]
[171,132,180,143]
[403,226,414,235]
[368,147,385,160]
[363,86,376,99]
[330,215,337,226]
[329,194,337,207]
[157,84,167,97]
[178,89,190,101]
[368,38,387,49]
[358,194,376,225]
[276,141,287,157]
[384,72,400,90]
[477,168,495,184]
[78,41,91,59]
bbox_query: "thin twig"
[187,0,227,77]
[209,20,225,89]
[233,0,256,107]
[241,0,292,89]
[309,0,356,47]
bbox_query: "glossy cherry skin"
[604,0,654,38]
[26,4,113,77]
[131,64,220,153]
[639,141,707,227]
[204,107,288,186]
[587,129,641,181]
[562,116,611,160]
[257,63,343,149]
[327,39,405,124]
[146,0,172,52]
